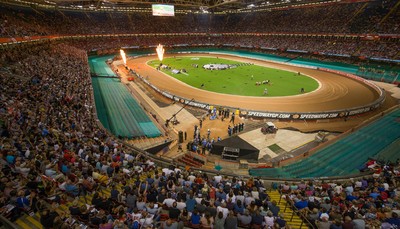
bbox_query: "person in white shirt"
[78,148,84,158]
[334,184,343,194]
[236,191,245,205]
[140,212,154,228]
[355,180,362,189]
[125,154,134,162]
[226,191,236,203]
[214,174,222,183]
[122,168,133,176]
[130,209,142,221]
[45,164,63,180]
[251,187,260,200]
[188,173,196,183]
[344,183,354,196]
[244,193,255,207]
[383,182,389,191]
[264,211,275,228]
[217,203,229,219]
[101,163,109,173]
[174,167,182,174]
[162,167,173,177]
[146,202,160,215]
[176,200,186,211]
[134,165,143,173]
[146,159,155,168]
[195,194,203,204]
[14,161,30,177]
[58,179,67,191]
[162,193,175,208]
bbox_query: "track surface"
[128,53,380,113]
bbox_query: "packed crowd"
[1,1,399,63]
[1,16,400,229]
[76,167,291,229]
[59,36,400,61]
[280,161,400,228]
[1,1,400,225]
[0,42,150,227]
[0,40,285,229]
[1,0,399,37]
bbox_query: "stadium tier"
[1,1,400,229]
[92,77,161,138]
[1,0,400,35]
[250,108,400,178]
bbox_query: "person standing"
[263,88,268,95]
[194,125,198,139]
[230,112,235,124]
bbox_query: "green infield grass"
[149,57,319,96]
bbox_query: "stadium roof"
[3,0,345,13]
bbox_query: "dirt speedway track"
[127,53,380,113]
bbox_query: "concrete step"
[268,190,308,229]
[15,212,42,229]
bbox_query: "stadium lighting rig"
[2,0,340,13]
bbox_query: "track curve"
[128,53,380,113]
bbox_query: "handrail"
[289,200,317,229]
[279,190,317,229]
[0,214,19,229]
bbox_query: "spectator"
[214,211,225,229]
[200,211,214,229]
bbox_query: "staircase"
[268,190,310,229]
[285,54,303,63]
[345,2,369,26]
[378,0,400,25]
[15,212,43,229]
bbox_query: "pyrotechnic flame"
[156,44,165,62]
[120,49,127,66]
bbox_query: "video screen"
[152,4,175,16]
